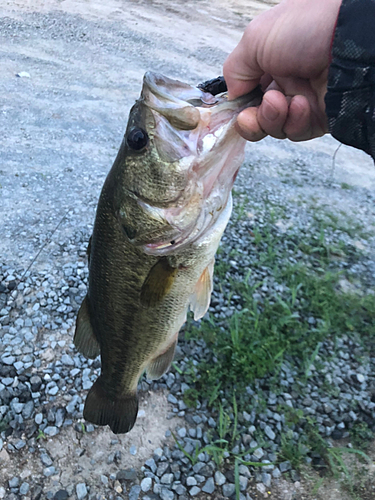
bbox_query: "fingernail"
[263,100,279,122]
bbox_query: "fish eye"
[122,224,137,240]
[127,127,149,151]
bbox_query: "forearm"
[325,0,375,159]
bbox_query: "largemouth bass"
[74,72,262,434]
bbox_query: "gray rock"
[22,400,34,419]
[272,467,281,479]
[43,467,57,477]
[35,413,43,425]
[160,488,174,500]
[9,478,20,488]
[61,354,74,366]
[186,477,197,487]
[202,478,215,494]
[161,473,173,485]
[189,486,201,497]
[129,445,137,456]
[11,401,24,414]
[141,478,152,492]
[172,483,186,495]
[117,468,137,482]
[53,491,69,500]
[76,483,88,500]
[2,355,15,365]
[129,485,141,500]
[238,465,251,478]
[177,427,187,438]
[14,440,26,450]
[357,373,365,383]
[153,447,163,461]
[44,426,58,437]
[0,488,6,499]
[239,476,248,491]
[41,453,53,466]
[222,483,235,497]
[279,461,291,473]
[156,462,169,477]
[167,394,178,405]
[145,458,157,473]
[55,408,66,427]
[214,471,226,486]
[19,483,30,495]
[264,425,276,441]
[261,472,271,487]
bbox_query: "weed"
[182,388,199,409]
[280,430,310,469]
[36,429,46,440]
[349,422,375,450]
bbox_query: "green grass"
[185,263,375,404]
[175,197,375,495]
[176,198,375,490]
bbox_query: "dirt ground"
[1,0,375,499]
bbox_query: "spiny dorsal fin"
[74,296,100,359]
[140,258,178,307]
[146,337,177,380]
[190,259,214,321]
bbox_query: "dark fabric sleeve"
[325,0,375,160]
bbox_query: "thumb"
[223,27,264,99]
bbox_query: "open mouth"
[139,73,262,256]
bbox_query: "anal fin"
[83,377,138,434]
[74,295,100,359]
[189,259,214,321]
[146,338,177,380]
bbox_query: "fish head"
[115,72,262,254]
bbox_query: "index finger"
[223,26,264,99]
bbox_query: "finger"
[236,107,267,142]
[257,90,289,139]
[223,24,264,99]
[283,95,313,141]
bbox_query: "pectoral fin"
[190,260,214,321]
[74,296,100,359]
[140,258,178,307]
[146,337,177,380]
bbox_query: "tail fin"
[83,377,138,434]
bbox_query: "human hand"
[223,0,342,142]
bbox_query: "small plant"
[349,422,375,450]
[182,388,199,409]
[36,429,46,440]
[280,430,309,470]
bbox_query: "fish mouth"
[138,73,263,255]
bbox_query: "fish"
[74,72,263,434]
